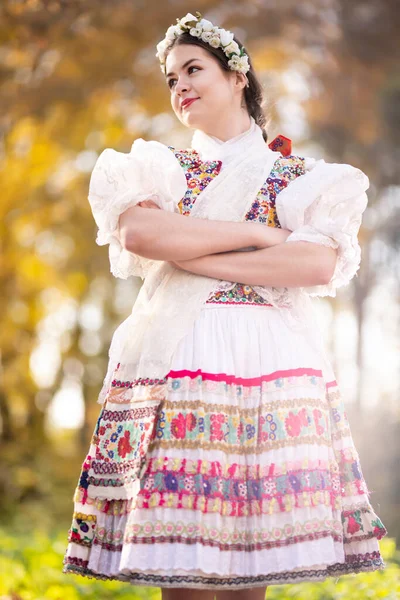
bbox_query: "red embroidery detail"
[268,135,292,157]
[166,367,322,386]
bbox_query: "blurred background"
[1,0,399,598]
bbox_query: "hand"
[137,199,161,209]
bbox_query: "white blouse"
[87,120,369,298]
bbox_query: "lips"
[181,98,199,109]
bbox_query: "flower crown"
[156,11,250,76]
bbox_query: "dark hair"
[164,32,269,143]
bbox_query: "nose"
[175,76,190,96]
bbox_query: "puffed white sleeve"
[88,138,187,280]
[276,157,369,297]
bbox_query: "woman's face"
[165,44,245,133]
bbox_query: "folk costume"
[63,11,386,591]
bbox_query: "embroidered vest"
[168,136,306,306]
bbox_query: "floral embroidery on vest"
[168,147,222,215]
[243,155,306,227]
[206,284,274,306]
[207,154,306,305]
[168,147,306,306]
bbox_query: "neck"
[198,111,252,142]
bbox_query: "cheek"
[170,93,179,112]
[202,79,230,104]
[171,94,184,121]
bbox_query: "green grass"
[0,527,399,599]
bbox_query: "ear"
[233,71,248,92]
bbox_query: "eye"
[167,65,201,89]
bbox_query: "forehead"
[165,45,211,75]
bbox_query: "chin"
[180,113,207,130]
[180,116,198,129]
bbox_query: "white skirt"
[63,303,386,590]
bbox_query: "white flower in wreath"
[209,35,221,48]
[228,55,250,73]
[166,25,180,40]
[156,39,169,59]
[190,26,202,37]
[219,29,234,47]
[199,18,214,32]
[237,55,250,72]
[179,13,199,28]
[201,31,214,43]
[224,40,240,56]
[227,55,241,69]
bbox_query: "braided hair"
[163,32,269,142]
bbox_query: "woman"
[63,12,387,600]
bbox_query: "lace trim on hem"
[62,552,385,588]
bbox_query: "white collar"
[191,116,271,165]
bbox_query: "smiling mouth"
[182,98,199,110]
